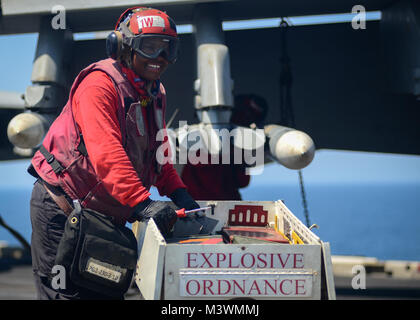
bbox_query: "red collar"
[120,65,160,99]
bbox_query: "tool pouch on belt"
[54,201,138,298]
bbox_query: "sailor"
[28,7,199,299]
[181,94,268,200]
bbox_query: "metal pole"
[192,3,233,126]
[0,91,25,109]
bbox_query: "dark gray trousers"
[30,179,122,300]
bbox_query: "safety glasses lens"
[132,36,178,62]
[140,37,169,55]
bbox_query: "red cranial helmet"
[121,7,177,37]
[106,7,179,63]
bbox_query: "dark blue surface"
[1,182,419,261]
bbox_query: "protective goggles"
[127,34,179,63]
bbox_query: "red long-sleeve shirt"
[72,70,185,208]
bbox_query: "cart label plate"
[179,271,313,298]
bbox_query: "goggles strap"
[119,22,134,42]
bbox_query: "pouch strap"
[39,145,64,174]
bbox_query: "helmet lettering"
[137,15,166,32]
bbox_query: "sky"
[0,12,419,189]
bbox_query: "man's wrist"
[169,188,187,201]
[169,188,189,208]
[169,188,199,210]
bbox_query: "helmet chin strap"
[126,48,135,70]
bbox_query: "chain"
[279,19,311,227]
[298,170,310,227]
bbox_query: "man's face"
[132,52,169,81]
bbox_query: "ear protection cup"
[107,6,146,60]
[106,31,123,59]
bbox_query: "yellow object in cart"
[274,211,304,244]
[291,231,304,244]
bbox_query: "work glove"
[169,188,200,211]
[132,199,178,238]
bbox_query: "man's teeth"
[147,64,160,69]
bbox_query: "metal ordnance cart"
[133,200,336,300]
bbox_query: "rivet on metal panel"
[168,271,174,284]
